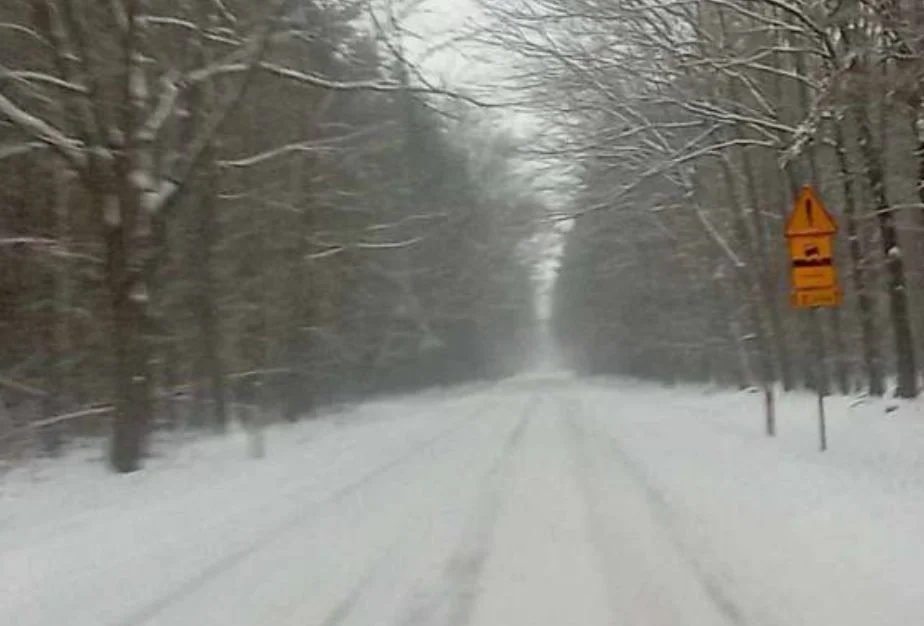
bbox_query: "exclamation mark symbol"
[806,197,814,227]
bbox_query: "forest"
[497,0,924,399]
[0,0,540,472]
[5,0,924,472]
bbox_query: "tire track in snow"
[110,399,492,626]
[565,398,750,626]
[392,393,538,626]
[0,394,481,559]
[561,396,627,624]
[316,529,416,626]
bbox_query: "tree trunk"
[853,102,918,397]
[146,234,179,431]
[715,265,752,389]
[103,173,153,472]
[827,310,849,394]
[719,158,775,390]
[912,101,924,368]
[281,102,318,422]
[187,0,228,432]
[282,254,307,422]
[40,161,73,455]
[108,271,152,473]
[714,6,793,391]
[739,146,793,389]
[193,159,227,432]
[161,338,181,429]
[833,123,884,395]
[916,102,924,228]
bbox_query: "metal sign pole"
[810,307,828,452]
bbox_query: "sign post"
[811,311,828,451]
[786,185,840,452]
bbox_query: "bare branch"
[0,92,86,172]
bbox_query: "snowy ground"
[3,373,924,625]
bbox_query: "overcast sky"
[379,0,569,315]
[397,1,495,87]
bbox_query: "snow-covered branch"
[0,92,86,172]
[353,237,426,250]
[218,127,387,169]
[186,61,494,106]
[0,68,88,95]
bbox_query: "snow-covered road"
[3,374,924,625]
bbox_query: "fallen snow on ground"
[2,375,924,626]
[579,378,924,625]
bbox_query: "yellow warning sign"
[785,185,837,237]
[786,186,840,309]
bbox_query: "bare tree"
[484,0,923,398]
[0,1,540,471]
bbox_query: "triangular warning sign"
[786,185,837,236]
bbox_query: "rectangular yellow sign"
[788,235,833,263]
[788,234,838,291]
[791,265,837,290]
[791,288,842,309]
